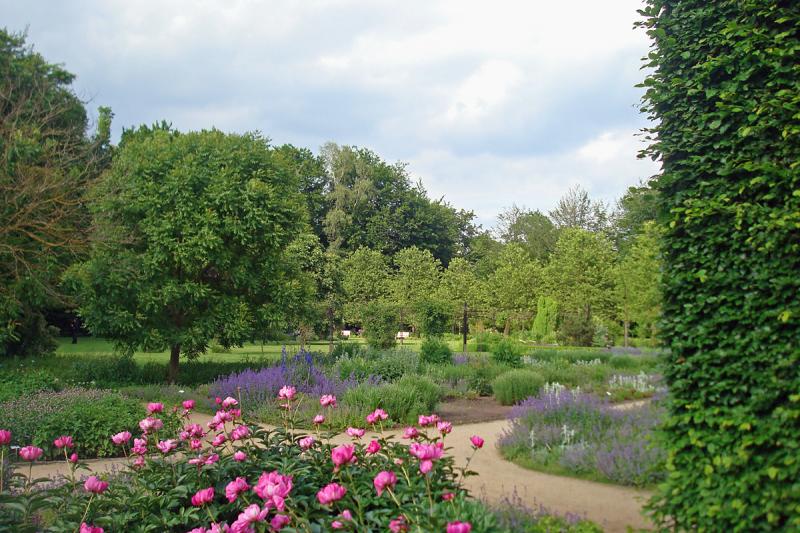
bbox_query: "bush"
[343,375,441,424]
[492,369,545,406]
[361,301,399,349]
[330,341,365,360]
[491,338,522,367]
[608,355,637,370]
[420,337,452,365]
[473,331,502,352]
[415,299,452,337]
[0,368,61,402]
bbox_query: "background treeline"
[1,28,661,372]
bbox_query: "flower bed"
[498,389,665,487]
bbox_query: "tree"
[340,247,391,325]
[549,185,609,233]
[0,30,110,356]
[275,144,330,246]
[487,244,542,335]
[544,229,616,345]
[361,301,399,350]
[612,181,659,250]
[390,247,441,331]
[67,126,308,382]
[494,205,558,261]
[531,296,558,343]
[615,221,661,346]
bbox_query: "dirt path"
[27,411,651,532]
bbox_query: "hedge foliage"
[638,1,800,530]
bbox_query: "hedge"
[638,1,800,530]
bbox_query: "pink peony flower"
[209,524,229,533]
[69,452,79,463]
[278,386,296,401]
[332,509,353,527]
[345,427,365,439]
[446,521,472,533]
[366,439,381,454]
[84,476,108,494]
[80,524,104,533]
[331,444,356,470]
[470,435,484,449]
[418,414,439,427]
[389,516,409,532]
[205,453,220,465]
[437,421,453,435]
[182,399,196,410]
[341,510,353,521]
[222,397,239,408]
[54,435,74,449]
[331,521,344,530]
[215,397,223,405]
[138,417,163,433]
[190,439,203,450]
[146,402,164,414]
[442,492,455,501]
[409,442,444,474]
[156,439,177,454]
[185,423,205,438]
[132,456,145,468]
[231,425,250,441]
[253,470,293,511]
[233,451,247,462]
[366,408,389,424]
[299,436,315,450]
[402,427,419,439]
[111,431,132,445]
[19,446,43,461]
[0,429,10,445]
[212,433,227,447]
[270,514,290,531]
[191,487,215,506]
[373,470,397,496]
[316,482,347,505]
[320,394,337,407]
[132,437,147,455]
[225,477,251,503]
[313,414,325,425]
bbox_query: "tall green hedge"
[638,2,799,530]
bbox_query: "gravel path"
[27,413,652,532]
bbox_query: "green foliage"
[361,301,399,350]
[390,247,442,329]
[638,1,800,529]
[66,126,308,381]
[416,298,453,337]
[0,368,61,402]
[492,369,545,406]
[487,244,542,333]
[420,337,453,365]
[341,247,391,324]
[531,296,558,343]
[495,205,558,261]
[616,221,662,344]
[342,375,441,424]
[491,338,523,367]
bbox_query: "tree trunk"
[624,320,630,348]
[503,317,510,336]
[168,343,181,384]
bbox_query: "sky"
[3,0,661,228]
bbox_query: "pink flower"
[54,435,74,449]
[253,470,293,511]
[313,414,325,425]
[222,397,239,408]
[231,425,250,441]
[84,476,108,494]
[446,521,472,533]
[470,435,484,449]
[341,510,353,521]
[418,414,439,427]
[394,458,404,466]
[299,436,315,450]
[331,444,356,470]
[191,487,215,506]
[316,482,347,505]
[346,427,365,439]
[132,456,145,468]
[409,442,443,474]
[270,514,290,531]
[389,516,408,532]
[146,402,164,414]
[331,521,344,530]
[366,408,388,424]
[373,470,397,496]
[0,429,10,445]
[225,477,250,503]
[69,452,79,463]
[437,421,453,435]
[190,439,203,450]
[366,439,381,454]
[320,394,337,407]
[332,509,353,527]
[278,386,296,401]
[182,399,196,410]
[111,431,132,445]
[209,524,229,533]
[185,423,205,438]
[402,427,419,439]
[442,492,455,501]
[138,417,163,433]
[80,524,104,533]
[156,439,177,454]
[19,446,43,461]
[212,433,227,447]
[205,453,220,465]
[215,397,222,405]
[233,451,247,462]
[132,437,147,455]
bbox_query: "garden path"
[28,413,652,532]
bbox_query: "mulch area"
[436,396,512,425]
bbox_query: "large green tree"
[340,247,391,325]
[487,243,542,335]
[495,205,558,261]
[639,2,800,529]
[0,29,110,356]
[390,247,442,331]
[67,126,308,381]
[615,221,661,346]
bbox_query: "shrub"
[361,301,399,349]
[0,368,60,402]
[531,296,558,343]
[330,341,365,360]
[608,355,637,370]
[491,338,522,367]
[492,370,545,406]
[343,375,441,424]
[415,298,452,337]
[420,337,452,365]
[473,331,502,352]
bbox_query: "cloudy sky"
[3,0,660,228]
